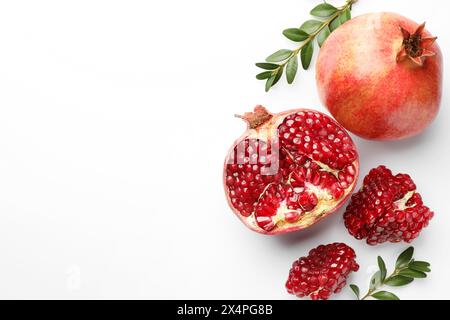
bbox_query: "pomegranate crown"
[397,22,437,66]
[235,105,273,129]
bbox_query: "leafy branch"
[350,247,431,300]
[256,0,358,92]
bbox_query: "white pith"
[244,171,356,230]
[312,161,341,179]
[306,182,334,202]
[394,190,416,210]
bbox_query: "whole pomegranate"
[316,13,442,140]
[223,106,359,235]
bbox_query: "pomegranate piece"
[316,13,442,140]
[286,243,359,300]
[344,166,434,245]
[224,106,359,235]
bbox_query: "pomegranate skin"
[316,12,443,140]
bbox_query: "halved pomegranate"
[224,106,359,235]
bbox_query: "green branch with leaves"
[350,247,431,300]
[256,0,358,92]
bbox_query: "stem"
[360,267,406,300]
[361,292,372,300]
[273,0,356,73]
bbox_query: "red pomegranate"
[223,106,359,235]
[316,13,442,140]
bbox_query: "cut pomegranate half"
[224,106,359,235]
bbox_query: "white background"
[0,0,448,299]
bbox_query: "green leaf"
[310,3,338,17]
[272,68,283,86]
[300,41,313,70]
[256,71,273,80]
[340,8,351,24]
[398,268,427,279]
[371,291,400,300]
[265,67,283,92]
[266,49,293,62]
[377,256,387,282]
[286,55,298,84]
[411,261,430,267]
[385,275,414,287]
[409,264,431,273]
[396,247,414,268]
[409,261,431,273]
[329,16,341,32]
[283,28,309,42]
[370,271,381,290]
[350,284,360,300]
[265,75,276,92]
[255,62,279,70]
[299,20,322,34]
[273,68,283,85]
[317,26,330,47]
